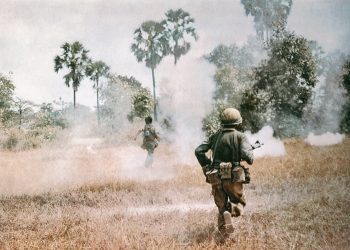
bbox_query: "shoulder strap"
[233,130,241,164]
[211,130,223,164]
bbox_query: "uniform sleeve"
[152,128,159,140]
[194,136,213,167]
[240,133,254,165]
[155,130,160,140]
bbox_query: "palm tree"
[54,41,90,108]
[85,60,110,126]
[131,21,169,121]
[240,0,292,42]
[163,8,198,65]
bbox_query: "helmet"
[220,108,242,125]
[145,116,152,124]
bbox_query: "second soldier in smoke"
[135,116,159,167]
[195,108,254,239]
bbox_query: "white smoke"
[305,132,345,146]
[157,47,216,164]
[113,144,177,181]
[306,75,347,134]
[245,126,286,158]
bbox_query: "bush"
[0,126,61,151]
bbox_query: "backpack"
[143,129,151,137]
[143,125,153,138]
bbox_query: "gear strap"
[211,130,223,166]
[233,130,241,165]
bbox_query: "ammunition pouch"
[205,162,250,185]
[219,162,232,180]
[220,162,247,183]
[242,166,251,184]
[205,169,221,185]
[231,165,246,183]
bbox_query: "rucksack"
[143,129,151,137]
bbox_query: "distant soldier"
[195,108,254,239]
[135,116,159,167]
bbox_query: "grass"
[0,138,349,249]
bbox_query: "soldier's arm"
[154,129,160,141]
[150,127,160,141]
[194,137,213,167]
[134,129,143,140]
[240,134,254,165]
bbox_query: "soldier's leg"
[223,181,246,217]
[144,145,155,167]
[212,184,234,235]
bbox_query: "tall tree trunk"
[151,67,157,121]
[19,109,22,129]
[73,89,76,109]
[174,41,179,65]
[96,78,100,126]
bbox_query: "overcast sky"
[1,0,349,108]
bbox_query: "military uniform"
[195,125,253,235]
[141,124,159,153]
[137,123,159,167]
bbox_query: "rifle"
[251,140,264,150]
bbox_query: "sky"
[0,0,349,108]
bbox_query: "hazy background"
[1,0,349,108]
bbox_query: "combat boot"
[230,203,244,217]
[222,211,234,235]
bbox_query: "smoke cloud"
[157,47,216,164]
[305,132,345,146]
[245,126,286,158]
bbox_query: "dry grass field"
[0,138,349,249]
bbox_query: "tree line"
[1,2,350,151]
[202,0,350,137]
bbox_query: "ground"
[0,138,349,249]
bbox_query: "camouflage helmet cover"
[220,108,242,125]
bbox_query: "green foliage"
[340,58,350,133]
[85,60,110,88]
[203,39,263,136]
[0,101,65,151]
[245,31,317,136]
[85,60,110,125]
[32,103,66,129]
[100,74,144,132]
[202,101,227,137]
[342,59,350,94]
[204,31,317,137]
[131,9,197,120]
[0,126,60,151]
[0,73,15,124]
[340,103,350,134]
[131,20,168,120]
[163,8,198,65]
[241,0,293,41]
[240,88,266,132]
[131,21,168,70]
[12,97,35,129]
[114,75,141,89]
[308,40,326,76]
[54,41,90,107]
[205,44,254,69]
[204,39,264,102]
[214,66,254,103]
[128,88,153,122]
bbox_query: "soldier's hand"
[202,165,209,176]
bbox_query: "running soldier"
[195,108,254,239]
[135,116,159,167]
